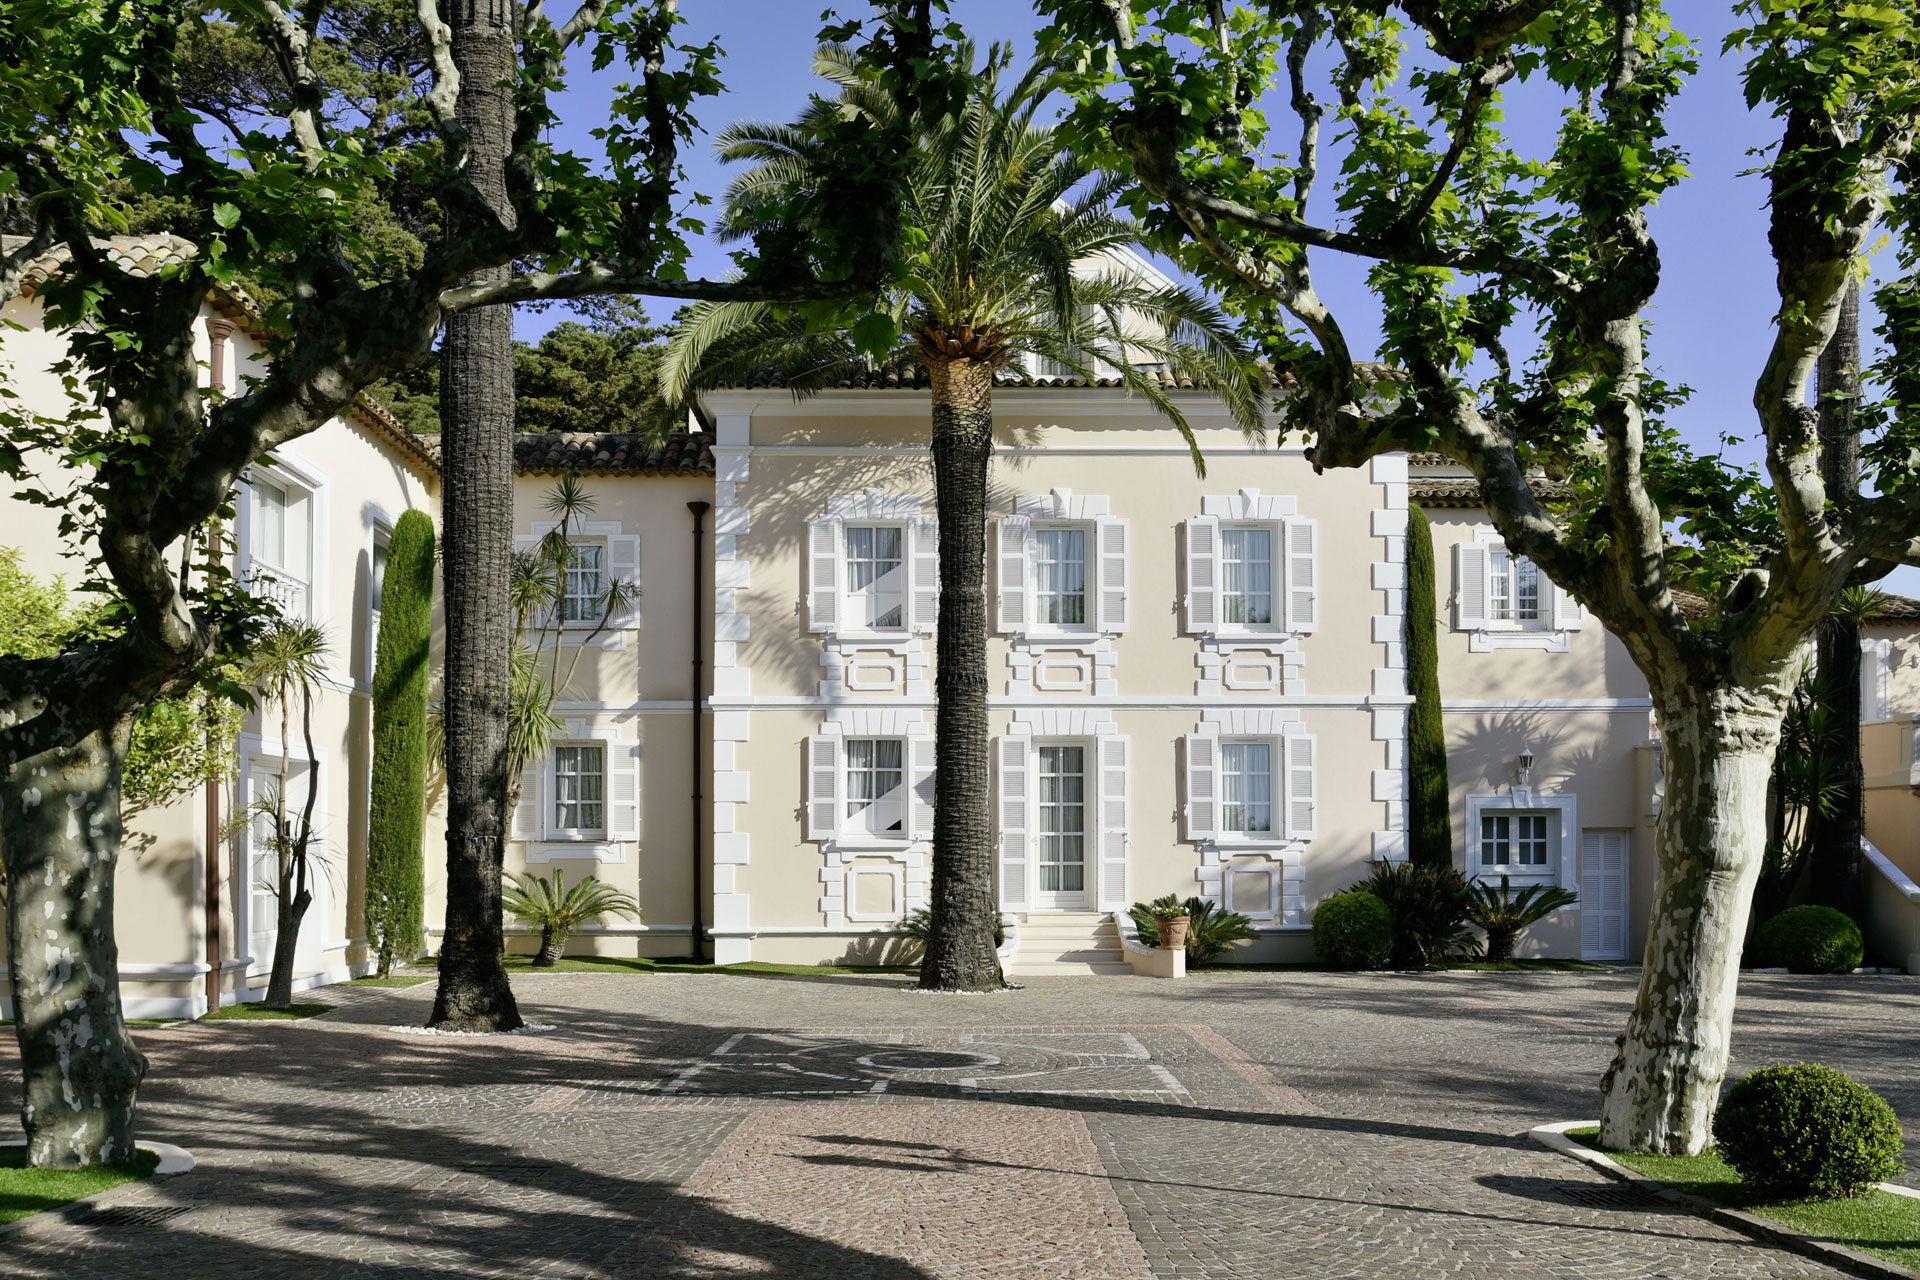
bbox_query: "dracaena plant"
[1039,0,1920,1156]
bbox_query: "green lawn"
[1570,1128,1920,1270]
[343,975,433,988]
[0,1146,160,1224]
[1198,958,1610,973]
[203,1002,333,1021]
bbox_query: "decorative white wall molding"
[1010,706,1119,736]
[1369,452,1411,871]
[812,709,934,928]
[826,487,924,520]
[1008,635,1117,697]
[1195,636,1303,696]
[710,444,754,962]
[1201,488,1298,521]
[1464,789,1580,891]
[1013,488,1111,520]
[821,636,929,698]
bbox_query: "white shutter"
[1861,639,1890,722]
[909,734,937,839]
[806,735,840,841]
[1097,735,1130,909]
[1185,516,1220,633]
[606,533,640,627]
[1184,733,1218,842]
[1455,541,1489,630]
[996,516,1032,633]
[1580,830,1629,961]
[608,740,640,840]
[509,762,540,841]
[910,516,940,633]
[1551,575,1584,631]
[997,735,1031,909]
[1284,516,1317,633]
[1284,733,1316,840]
[807,517,840,633]
[1097,515,1130,632]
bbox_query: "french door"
[1035,743,1089,910]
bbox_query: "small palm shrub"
[1129,894,1258,966]
[902,907,1004,956]
[1348,862,1476,966]
[1466,876,1579,962]
[1313,892,1393,970]
[502,868,642,966]
[1754,905,1863,974]
[1714,1063,1904,1199]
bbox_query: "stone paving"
[2,968,1916,1277]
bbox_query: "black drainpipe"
[687,499,711,962]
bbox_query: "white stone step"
[1006,961,1134,977]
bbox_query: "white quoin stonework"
[1369,453,1412,866]
[709,435,754,965]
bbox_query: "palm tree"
[666,43,1265,991]
[503,867,642,967]
[1465,876,1579,963]
[241,619,330,1010]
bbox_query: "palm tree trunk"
[919,358,1006,992]
[430,0,523,1032]
[534,925,565,967]
[1812,276,1863,920]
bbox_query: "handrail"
[1862,837,1920,903]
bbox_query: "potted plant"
[1154,908,1191,951]
[503,867,642,966]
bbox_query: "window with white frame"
[1036,743,1088,893]
[246,471,315,620]
[1033,526,1088,627]
[1453,533,1583,644]
[1488,547,1542,625]
[551,743,607,837]
[1220,527,1274,627]
[1183,729,1315,843]
[561,542,606,624]
[844,525,906,630]
[843,737,906,837]
[1480,811,1549,868]
[1220,741,1275,836]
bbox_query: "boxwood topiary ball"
[1714,1063,1905,1199]
[1313,891,1394,970]
[1754,905,1864,974]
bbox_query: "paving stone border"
[1531,1120,1920,1280]
[0,1139,196,1240]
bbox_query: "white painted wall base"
[710,936,753,964]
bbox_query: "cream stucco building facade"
[10,239,1920,1008]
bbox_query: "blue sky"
[527,2,1916,594]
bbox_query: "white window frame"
[515,519,639,647]
[1455,530,1583,652]
[521,720,638,861]
[1030,522,1095,635]
[1464,791,1578,890]
[841,735,909,842]
[1218,738,1279,840]
[807,491,936,637]
[234,732,329,976]
[1218,524,1279,631]
[1033,738,1093,900]
[549,741,608,840]
[363,504,396,688]
[841,523,909,634]
[559,540,608,626]
[239,451,329,625]
[1485,546,1546,630]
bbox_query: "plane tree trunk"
[0,722,148,1167]
[1599,682,1787,1153]
[429,0,523,1031]
[918,357,1006,992]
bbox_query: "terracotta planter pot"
[1154,914,1190,951]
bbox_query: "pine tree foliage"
[1405,505,1451,868]
[366,509,434,977]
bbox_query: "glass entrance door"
[1035,744,1089,910]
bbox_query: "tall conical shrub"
[367,509,435,976]
[1406,504,1452,867]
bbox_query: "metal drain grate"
[83,1205,196,1228]
[1556,1184,1661,1210]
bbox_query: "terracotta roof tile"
[501,430,715,476]
[723,358,1401,392]
[1409,477,1570,507]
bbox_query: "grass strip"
[203,1002,333,1021]
[0,1147,160,1224]
[441,954,919,977]
[1569,1127,1920,1271]
[343,975,433,987]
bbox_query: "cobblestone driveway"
[3,968,1915,1278]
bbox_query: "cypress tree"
[1405,504,1453,867]
[367,509,435,976]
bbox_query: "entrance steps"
[1005,912,1132,977]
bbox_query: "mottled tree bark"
[919,359,1006,992]
[429,0,523,1031]
[1812,277,1863,919]
[1599,685,1785,1153]
[0,723,148,1167]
